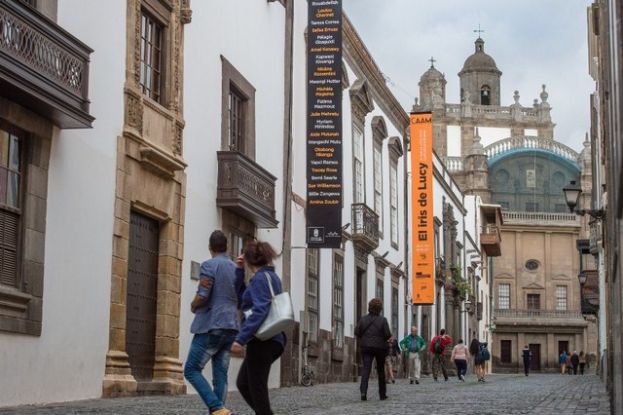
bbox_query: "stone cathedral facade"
[413,37,598,372]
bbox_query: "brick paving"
[0,373,610,415]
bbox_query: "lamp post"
[562,180,605,219]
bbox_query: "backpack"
[433,337,443,354]
[479,344,491,361]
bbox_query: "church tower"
[458,37,502,106]
[417,60,448,156]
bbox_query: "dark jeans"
[573,364,579,375]
[360,348,388,398]
[523,359,530,375]
[580,363,586,375]
[183,329,237,411]
[236,339,283,415]
[432,353,448,380]
[454,359,467,379]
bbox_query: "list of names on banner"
[307,0,342,248]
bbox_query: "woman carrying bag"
[230,241,288,415]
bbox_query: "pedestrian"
[470,338,487,382]
[385,336,400,384]
[522,345,532,376]
[579,351,587,375]
[571,351,580,375]
[355,298,391,401]
[230,240,286,415]
[184,230,244,415]
[566,352,573,375]
[559,351,567,375]
[399,326,426,384]
[451,339,469,381]
[429,328,453,382]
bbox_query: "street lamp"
[578,270,588,287]
[562,180,605,219]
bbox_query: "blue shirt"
[235,266,286,347]
[190,253,244,334]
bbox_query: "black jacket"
[571,353,580,365]
[355,314,391,351]
[522,348,532,361]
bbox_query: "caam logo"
[411,116,432,124]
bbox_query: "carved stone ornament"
[134,0,141,86]
[173,121,183,155]
[126,93,143,132]
[180,0,192,24]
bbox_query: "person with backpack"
[429,328,453,382]
[571,351,580,375]
[355,298,391,401]
[469,338,485,382]
[450,339,469,381]
[476,341,490,382]
[559,351,568,375]
[522,345,532,376]
[399,326,427,384]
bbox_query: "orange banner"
[410,113,434,305]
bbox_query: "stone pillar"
[517,333,525,373]
[547,333,555,371]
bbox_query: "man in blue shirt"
[183,231,244,415]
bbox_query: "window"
[527,294,540,310]
[0,128,21,288]
[526,202,539,212]
[556,286,567,311]
[391,286,399,337]
[332,254,344,348]
[500,340,512,363]
[140,11,163,102]
[373,140,383,233]
[306,249,320,342]
[390,158,398,247]
[228,86,246,152]
[555,203,568,213]
[525,260,539,271]
[376,278,384,302]
[498,283,510,309]
[353,128,364,203]
[481,85,491,105]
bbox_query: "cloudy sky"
[344,0,593,151]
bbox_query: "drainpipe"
[403,127,410,338]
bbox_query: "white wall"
[180,0,287,392]
[0,0,125,406]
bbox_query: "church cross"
[474,24,485,37]
[429,56,436,68]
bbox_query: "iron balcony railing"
[351,203,379,250]
[495,308,583,320]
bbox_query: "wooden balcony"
[0,0,93,128]
[351,203,379,250]
[480,224,501,256]
[216,151,278,228]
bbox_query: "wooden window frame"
[221,56,256,160]
[352,125,365,204]
[498,283,510,309]
[332,252,344,350]
[389,157,399,249]
[527,293,541,310]
[555,285,568,311]
[306,248,320,343]
[373,139,383,237]
[139,0,171,105]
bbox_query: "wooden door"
[126,212,160,381]
[529,344,541,371]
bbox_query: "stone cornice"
[343,14,409,134]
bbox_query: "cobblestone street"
[0,374,609,415]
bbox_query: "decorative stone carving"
[173,121,183,155]
[180,0,192,24]
[126,93,143,133]
[133,0,141,86]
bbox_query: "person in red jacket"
[429,328,453,382]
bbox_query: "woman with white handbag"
[230,240,292,415]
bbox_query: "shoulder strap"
[360,316,377,336]
[264,272,275,298]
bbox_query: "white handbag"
[254,272,294,341]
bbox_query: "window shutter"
[0,210,19,286]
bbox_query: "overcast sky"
[344,0,593,151]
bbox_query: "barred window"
[306,249,320,342]
[0,127,22,287]
[332,254,344,348]
[498,283,510,309]
[527,294,540,310]
[556,286,567,311]
[140,11,163,102]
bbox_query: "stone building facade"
[414,36,597,372]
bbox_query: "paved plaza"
[0,373,610,415]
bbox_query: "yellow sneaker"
[212,408,233,415]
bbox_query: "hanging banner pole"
[410,112,434,305]
[306,0,343,248]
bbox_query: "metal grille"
[332,254,344,349]
[139,12,162,102]
[126,212,160,381]
[0,6,85,92]
[527,294,540,310]
[229,87,245,152]
[498,283,510,309]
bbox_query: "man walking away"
[429,329,453,382]
[184,231,244,415]
[522,345,532,376]
[400,326,426,384]
[559,351,567,375]
[579,351,587,375]
[571,351,580,375]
